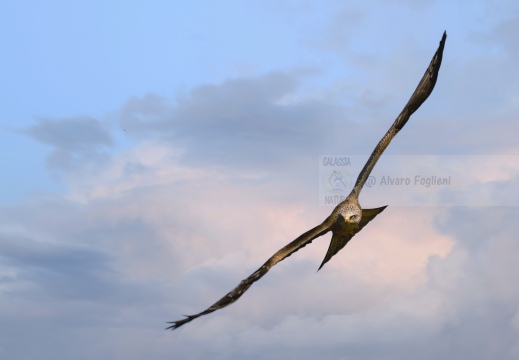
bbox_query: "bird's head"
[338,201,362,225]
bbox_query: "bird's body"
[168,32,447,331]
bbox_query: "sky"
[1,0,519,359]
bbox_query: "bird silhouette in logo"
[168,32,447,330]
[327,169,349,192]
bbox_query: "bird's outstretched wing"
[167,218,334,330]
[351,32,447,198]
[318,206,387,271]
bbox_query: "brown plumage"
[168,32,447,331]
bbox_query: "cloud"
[25,116,112,151]
[117,71,348,170]
[24,117,113,171]
[166,206,519,360]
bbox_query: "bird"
[168,31,447,331]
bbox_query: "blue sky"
[0,0,489,202]
[2,1,519,359]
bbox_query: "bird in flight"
[168,32,447,331]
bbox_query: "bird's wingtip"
[166,321,177,330]
[166,315,192,331]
